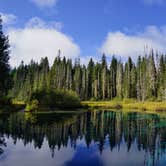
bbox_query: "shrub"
[26,99,39,111]
[0,96,11,106]
[28,89,81,110]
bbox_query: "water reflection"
[0,110,165,166]
[0,136,6,155]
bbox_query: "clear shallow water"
[0,110,165,166]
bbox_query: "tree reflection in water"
[0,136,6,155]
[0,110,165,165]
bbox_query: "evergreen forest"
[0,15,166,109]
[10,51,166,102]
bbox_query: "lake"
[0,110,165,166]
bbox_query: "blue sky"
[0,0,166,66]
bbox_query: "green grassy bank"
[10,99,166,113]
[81,100,166,112]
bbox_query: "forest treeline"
[0,15,166,104]
[10,50,166,102]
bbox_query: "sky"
[0,0,166,66]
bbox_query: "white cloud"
[26,17,63,30]
[0,12,17,25]
[8,18,80,67]
[101,143,145,166]
[143,0,165,5]
[30,0,58,8]
[100,25,166,58]
[1,138,75,166]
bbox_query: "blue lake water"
[0,110,165,166]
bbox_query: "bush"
[26,99,39,111]
[28,89,81,110]
[0,96,12,106]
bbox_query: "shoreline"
[3,100,166,114]
[81,101,166,113]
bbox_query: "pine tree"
[123,57,133,98]
[87,58,94,99]
[65,59,72,90]
[38,57,49,90]
[158,54,166,100]
[101,54,107,100]
[130,65,137,98]
[9,51,166,102]
[116,61,123,99]
[141,57,148,101]
[73,58,81,95]
[147,51,157,98]
[0,15,11,96]
[80,65,87,100]
[136,56,142,101]
[110,56,117,99]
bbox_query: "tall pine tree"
[0,15,11,97]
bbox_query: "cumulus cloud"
[0,12,17,25]
[100,25,166,58]
[8,18,80,67]
[30,0,58,8]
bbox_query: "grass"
[12,100,26,105]
[10,98,166,113]
[81,99,166,113]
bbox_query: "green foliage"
[0,96,25,112]
[10,51,166,104]
[0,96,11,106]
[27,89,81,110]
[0,13,165,105]
[0,15,11,98]
[82,100,166,112]
[26,99,39,111]
[0,96,23,113]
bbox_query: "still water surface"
[0,110,165,166]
